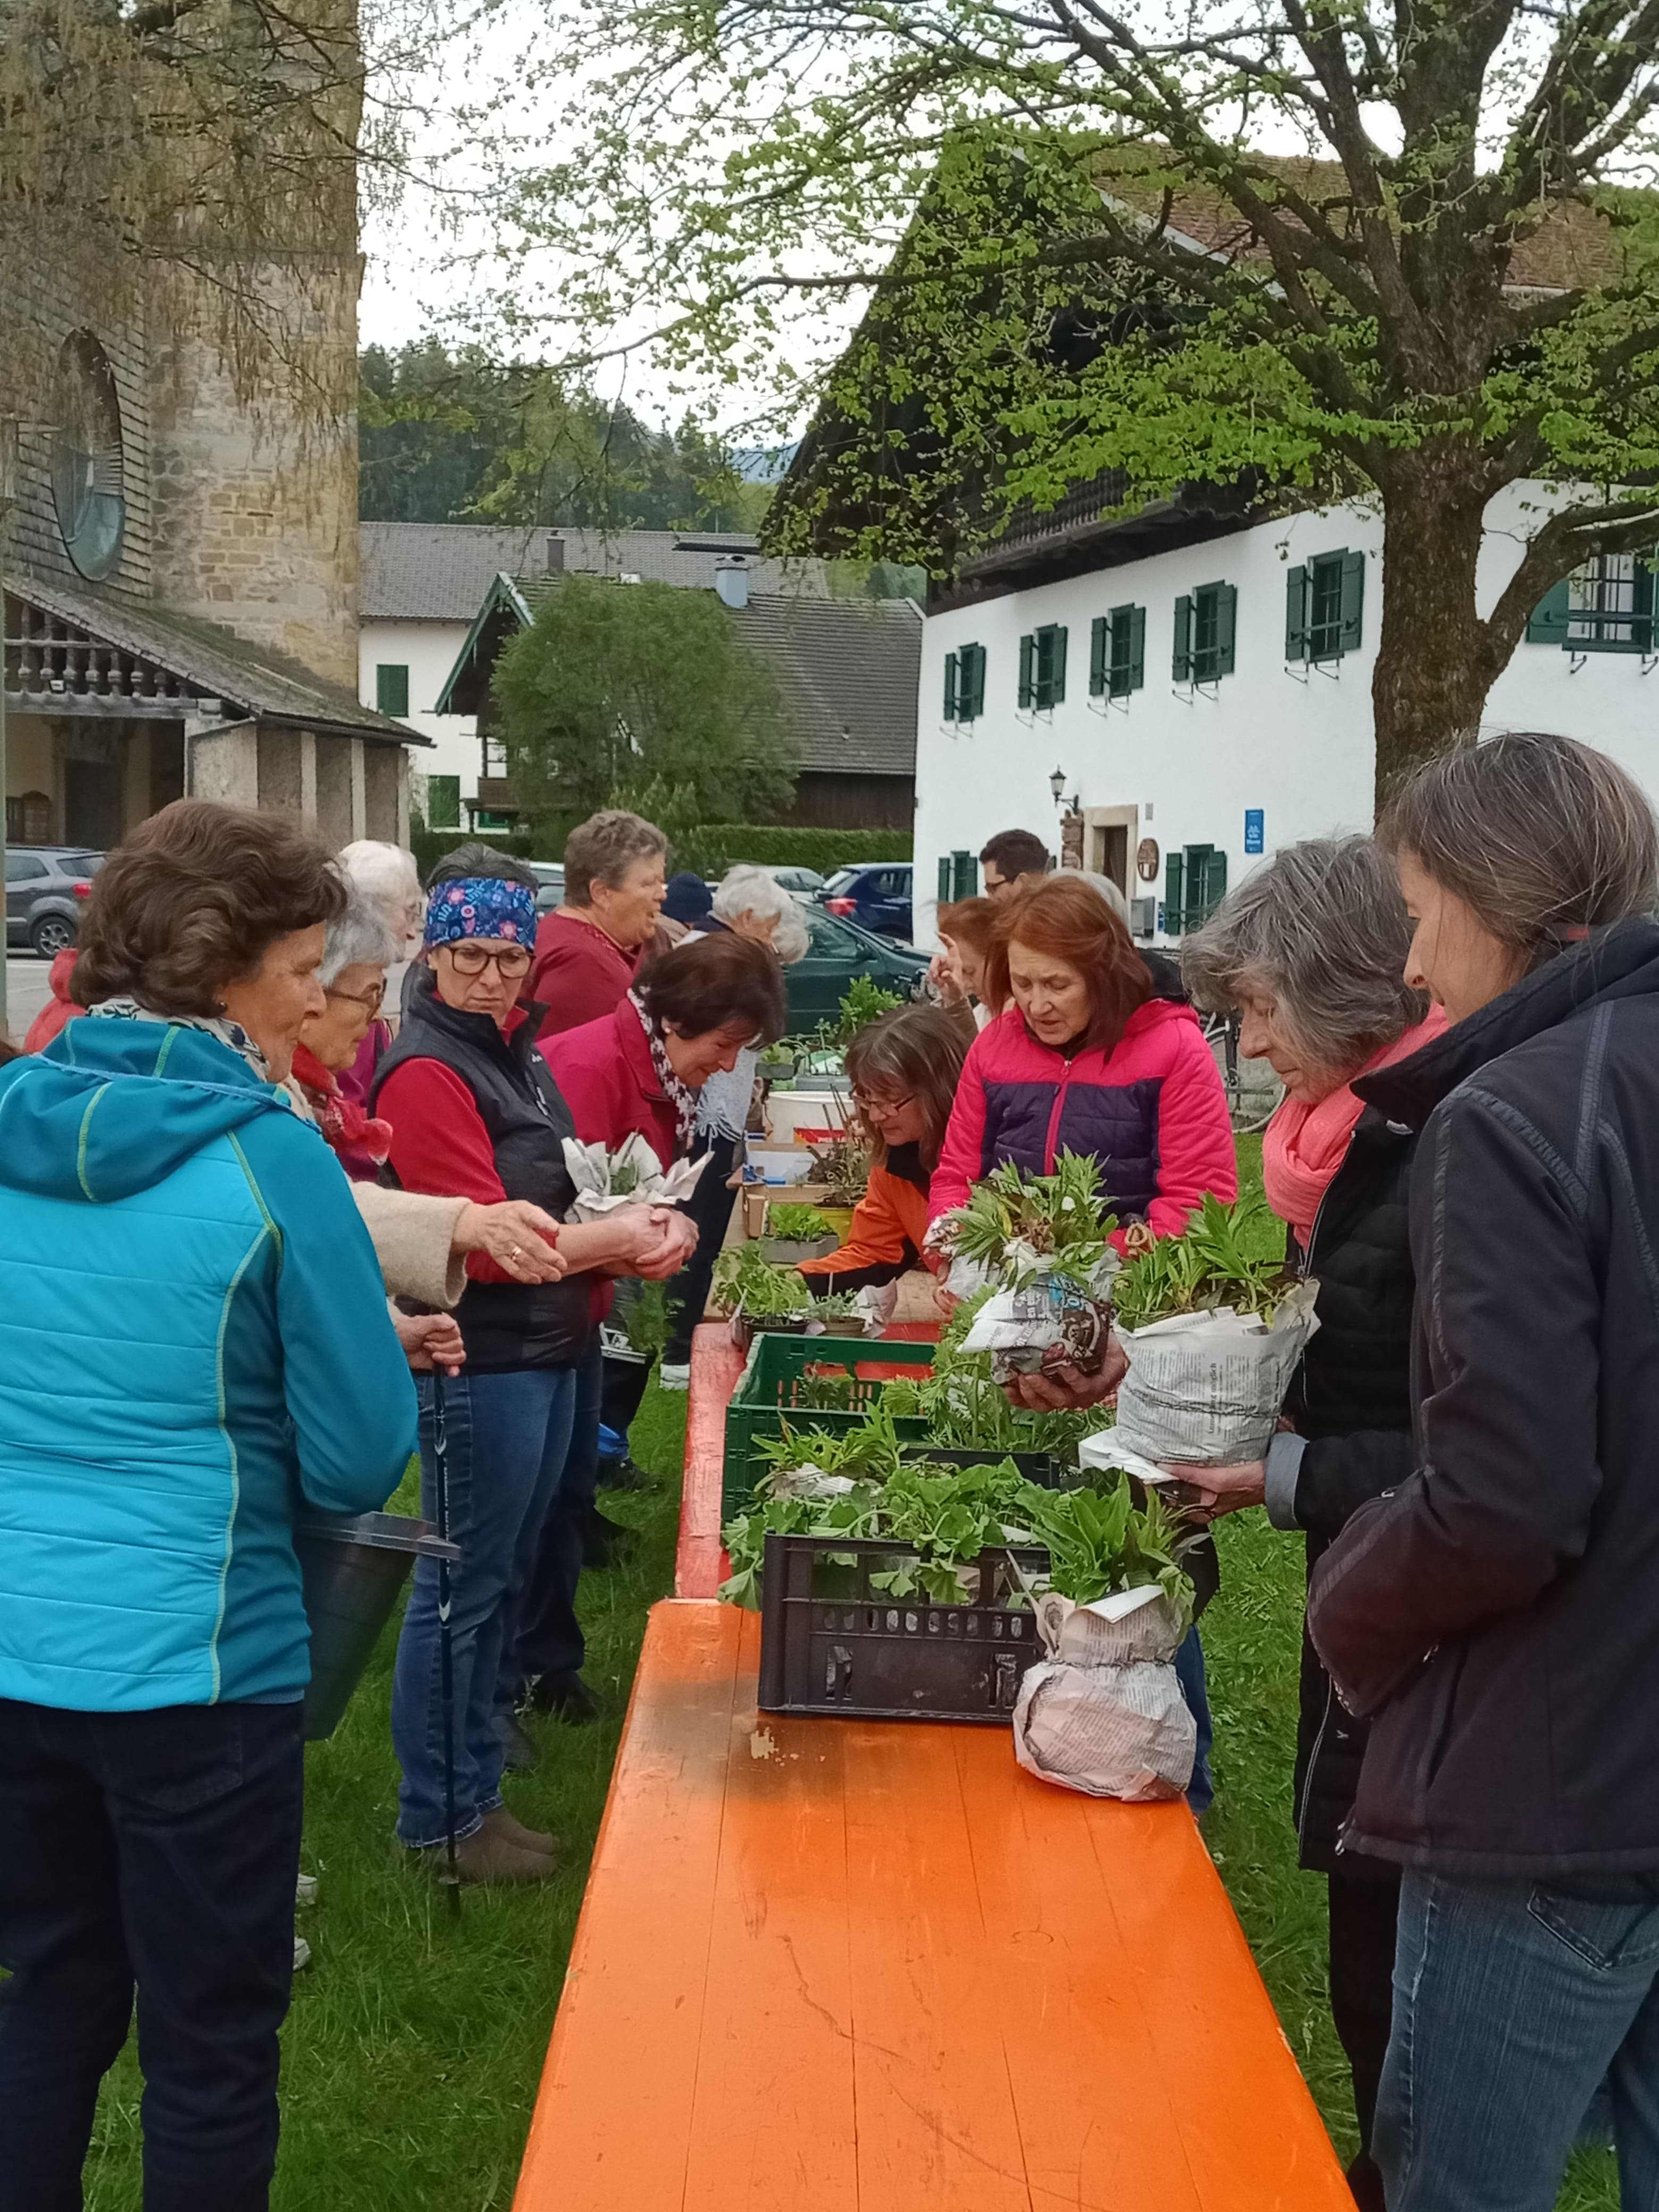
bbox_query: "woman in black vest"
[373,849,693,1884]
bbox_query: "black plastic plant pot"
[296,1512,459,1742]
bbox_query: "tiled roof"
[731,594,920,777]
[1096,148,1623,291]
[5,569,417,742]
[361,523,830,622]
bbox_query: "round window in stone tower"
[51,331,127,581]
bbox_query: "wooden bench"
[515,1602,1351,2210]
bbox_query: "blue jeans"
[0,1697,304,2212]
[1174,1628,1214,1817]
[391,1367,576,1848]
[502,1334,604,1700]
[1377,1868,1659,2210]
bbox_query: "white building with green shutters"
[917,481,1659,947]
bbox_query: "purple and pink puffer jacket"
[928,998,1238,1246]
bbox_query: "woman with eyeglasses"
[370,846,691,1884]
[798,1004,969,1297]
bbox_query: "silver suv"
[5,846,104,957]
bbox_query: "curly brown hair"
[73,801,348,1017]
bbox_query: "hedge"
[409,819,911,885]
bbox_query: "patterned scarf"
[87,996,271,1082]
[289,1042,395,1169]
[630,988,698,1156]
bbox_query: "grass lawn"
[81,1145,1621,2208]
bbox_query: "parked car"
[820,862,913,939]
[5,846,104,957]
[765,865,827,897]
[525,860,565,915]
[784,906,928,1032]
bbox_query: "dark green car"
[785,906,929,1031]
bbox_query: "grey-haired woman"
[1181,835,1443,2211]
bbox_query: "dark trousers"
[664,1133,738,1364]
[1327,1863,1400,2209]
[0,1697,305,2212]
[505,1331,604,1695]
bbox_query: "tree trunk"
[1371,472,1498,816]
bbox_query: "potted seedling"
[759,1201,841,1267]
[931,1152,1121,1380]
[1095,1193,1319,1468]
[712,1245,865,1347]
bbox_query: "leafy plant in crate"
[712,1245,864,1340]
[759,1200,840,1266]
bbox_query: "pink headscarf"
[1261,1007,1448,1246]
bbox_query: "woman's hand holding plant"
[1002,1338,1128,1412]
[1160,1459,1267,1520]
[454,1200,567,1283]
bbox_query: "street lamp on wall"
[1049,764,1079,814]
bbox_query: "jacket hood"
[0,1016,290,1203]
[1358,916,1659,1130]
[48,947,78,1003]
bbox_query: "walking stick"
[430,1371,462,1915]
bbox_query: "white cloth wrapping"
[1012,1589,1195,1801]
[560,1133,710,1221]
[1111,1282,1321,1463]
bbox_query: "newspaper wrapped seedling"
[1013,1588,1196,1800]
[1109,1194,1319,1463]
[561,1133,710,1221]
[1011,1480,1197,1799]
[930,1152,1120,1379]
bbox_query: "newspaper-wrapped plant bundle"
[1108,1193,1319,1464]
[561,1133,709,1221]
[930,1153,1121,1380]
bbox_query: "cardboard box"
[741,1186,842,1239]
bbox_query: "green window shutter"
[1637,556,1657,653]
[1215,584,1237,677]
[1090,615,1109,697]
[1199,847,1228,921]
[1126,604,1146,691]
[1018,633,1035,708]
[376,664,410,718]
[1339,551,1365,653]
[1172,595,1193,682]
[951,850,978,899]
[1050,625,1068,706]
[937,855,953,904]
[1285,564,1309,661]
[425,774,460,830]
[1527,577,1573,646]
[944,651,959,720]
[963,644,985,719]
[1163,850,1185,937]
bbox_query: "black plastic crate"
[756,1531,1051,1724]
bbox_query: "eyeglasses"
[441,943,532,980]
[852,1088,916,1118]
[326,979,386,1016]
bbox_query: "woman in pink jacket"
[929,873,1237,1241]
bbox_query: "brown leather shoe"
[440,1827,556,1885]
[481,1805,558,1860]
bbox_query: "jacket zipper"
[1042,1057,1074,1171]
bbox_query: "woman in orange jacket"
[797,1004,967,1296]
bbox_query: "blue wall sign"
[1244,809,1264,854]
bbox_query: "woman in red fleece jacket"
[929,874,1237,1245]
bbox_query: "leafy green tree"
[491,575,799,822]
[495,1,1659,798]
[359,340,769,531]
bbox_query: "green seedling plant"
[766,1203,835,1241]
[1026,1480,1194,1630]
[1112,1193,1293,1331]
[713,1244,814,1318]
[835,974,904,1044]
[621,1279,671,1359]
[882,1288,1102,1457]
[941,1151,1118,1291]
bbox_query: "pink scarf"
[1262,1007,1449,1245]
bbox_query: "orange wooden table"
[514,1600,1352,2212]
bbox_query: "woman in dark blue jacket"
[1311,734,1659,2212]
[0,801,418,2212]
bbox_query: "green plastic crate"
[721,1332,935,1518]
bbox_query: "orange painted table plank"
[514,1603,1353,2212]
[675,1323,745,1598]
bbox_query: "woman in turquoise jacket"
[0,800,418,2212]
